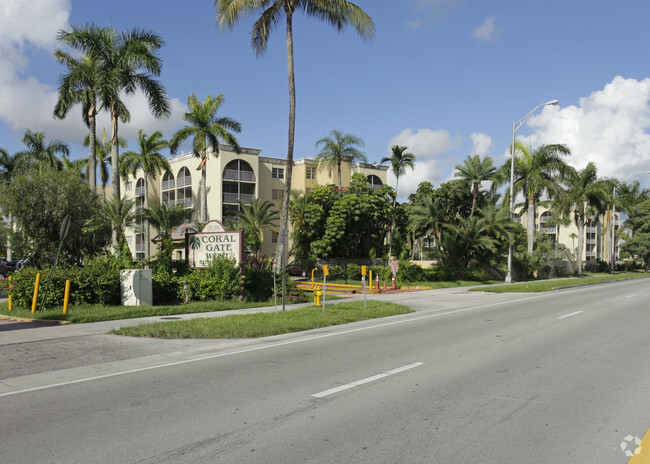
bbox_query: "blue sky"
[2,0,650,199]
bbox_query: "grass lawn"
[0,299,286,324]
[313,279,501,289]
[112,301,413,339]
[472,272,650,293]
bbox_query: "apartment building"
[121,145,388,261]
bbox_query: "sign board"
[390,260,399,273]
[322,265,329,276]
[279,229,288,245]
[361,265,367,276]
[188,220,243,268]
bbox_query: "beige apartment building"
[121,145,388,261]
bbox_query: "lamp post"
[505,99,559,283]
[610,170,650,273]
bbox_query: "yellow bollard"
[369,270,372,287]
[313,290,323,306]
[31,272,41,313]
[62,280,71,316]
[7,276,12,311]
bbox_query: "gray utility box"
[121,269,153,306]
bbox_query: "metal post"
[506,121,515,283]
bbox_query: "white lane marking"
[312,362,424,398]
[625,294,638,298]
[0,293,554,398]
[557,311,583,320]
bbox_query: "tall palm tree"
[216,0,375,260]
[17,129,69,171]
[235,198,280,257]
[454,154,500,216]
[381,145,416,259]
[409,195,444,243]
[315,129,366,189]
[500,142,571,254]
[83,195,137,256]
[53,48,104,190]
[57,24,171,199]
[83,129,127,198]
[170,93,242,223]
[120,130,171,260]
[561,162,611,273]
[444,215,498,268]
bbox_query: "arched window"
[367,174,383,189]
[177,167,192,208]
[135,178,145,212]
[161,171,175,206]
[223,160,256,219]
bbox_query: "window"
[306,166,316,180]
[223,160,256,207]
[161,171,175,206]
[177,167,192,208]
[272,189,283,201]
[272,231,278,243]
[125,182,133,192]
[135,178,145,213]
[272,168,284,179]
[367,175,383,189]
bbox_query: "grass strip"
[0,299,283,324]
[472,272,650,293]
[111,301,413,339]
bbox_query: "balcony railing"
[586,226,597,233]
[177,176,191,187]
[586,238,597,245]
[223,193,254,204]
[223,169,256,182]
[585,250,596,257]
[162,179,175,190]
[135,244,146,252]
[135,186,145,196]
[539,226,556,234]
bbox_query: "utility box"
[121,269,153,306]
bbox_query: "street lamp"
[610,170,650,273]
[506,99,559,283]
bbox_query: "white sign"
[188,220,243,268]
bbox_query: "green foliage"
[273,275,309,304]
[528,235,573,278]
[243,269,274,302]
[186,256,243,302]
[152,271,182,305]
[621,199,650,270]
[346,263,361,281]
[0,168,104,267]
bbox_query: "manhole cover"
[160,316,182,320]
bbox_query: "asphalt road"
[1,279,648,463]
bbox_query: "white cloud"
[526,76,650,180]
[472,16,500,42]
[0,0,185,154]
[387,128,460,159]
[386,158,443,201]
[405,0,465,29]
[470,132,493,156]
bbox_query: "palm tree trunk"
[110,104,120,200]
[527,195,535,254]
[88,107,97,191]
[276,10,296,262]
[388,176,399,259]
[201,156,207,223]
[471,182,478,217]
[337,158,342,190]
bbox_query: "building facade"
[121,145,388,260]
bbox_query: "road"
[1,278,649,463]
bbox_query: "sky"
[2,0,650,200]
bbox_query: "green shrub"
[273,274,309,304]
[370,265,391,282]
[327,265,346,281]
[244,269,274,302]
[346,263,361,282]
[152,272,182,305]
[74,253,122,305]
[396,260,426,283]
[186,256,243,302]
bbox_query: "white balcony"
[223,169,256,182]
[223,193,254,204]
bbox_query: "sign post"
[322,265,329,314]
[361,265,367,309]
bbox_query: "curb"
[552,274,650,291]
[0,314,70,325]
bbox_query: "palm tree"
[53,48,103,190]
[381,145,416,259]
[170,93,242,223]
[561,162,611,273]
[120,130,171,260]
[57,24,171,199]
[454,154,500,216]
[0,148,26,261]
[83,195,137,257]
[83,129,127,198]
[235,198,280,257]
[445,215,498,268]
[500,142,571,254]
[315,129,366,189]
[17,130,69,171]
[139,202,193,266]
[61,154,86,180]
[216,0,375,260]
[409,196,444,243]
